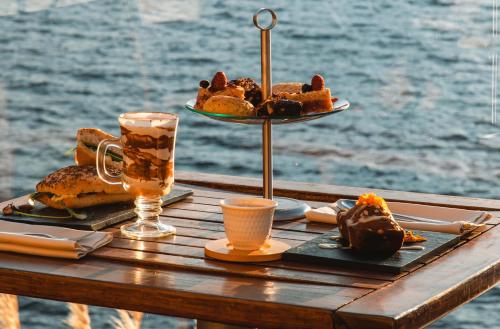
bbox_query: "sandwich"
[75,128,122,170]
[32,165,133,209]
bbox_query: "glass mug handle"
[96,138,122,185]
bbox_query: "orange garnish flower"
[356,193,389,212]
[404,230,427,243]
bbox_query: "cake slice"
[270,75,333,114]
[336,193,405,255]
[283,88,333,114]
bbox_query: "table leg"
[196,319,255,329]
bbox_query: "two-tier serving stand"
[186,8,349,221]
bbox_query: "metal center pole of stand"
[254,8,277,200]
[253,9,310,221]
[262,119,272,199]
[261,30,272,200]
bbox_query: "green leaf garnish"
[13,193,87,220]
[12,210,73,220]
[83,143,123,162]
[29,192,42,206]
[107,152,123,162]
[65,207,88,220]
[28,192,54,206]
[8,207,87,220]
[64,146,76,156]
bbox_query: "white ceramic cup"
[220,197,278,250]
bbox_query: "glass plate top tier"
[185,98,350,125]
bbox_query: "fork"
[335,199,447,224]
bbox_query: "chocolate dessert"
[257,98,303,117]
[336,193,404,255]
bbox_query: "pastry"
[194,72,245,110]
[336,193,405,255]
[283,88,333,114]
[256,74,333,116]
[203,95,255,116]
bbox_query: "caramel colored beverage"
[118,112,178,197]
[97,111,179,238]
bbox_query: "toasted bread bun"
[203,95,255,116]
[36,165,126,196]
[75,128,122,170]
[36,191,133,209]
[272,83,303,94]
[35,165,133,209]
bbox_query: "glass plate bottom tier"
[185,98,349,125]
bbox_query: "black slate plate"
[282,228,460,273]
[0,189,192,231]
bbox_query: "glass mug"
[96,112,178,238]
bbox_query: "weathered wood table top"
[0,172,498,329]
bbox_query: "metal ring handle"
[253,8,277,31]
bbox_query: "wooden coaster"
[205,238,290,262]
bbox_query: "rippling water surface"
[0,0,498,327]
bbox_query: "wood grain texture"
[103,228,401,283]
[177,171,500,210]
[91,247,389,289]
[335,224,500,329]
[0,253,368,329]
[100,228,392,289]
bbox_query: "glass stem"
[134,196,163,227]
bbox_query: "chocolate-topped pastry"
[230,77,262,106]
[337,193,404,255]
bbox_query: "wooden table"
[0,172,498,329]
